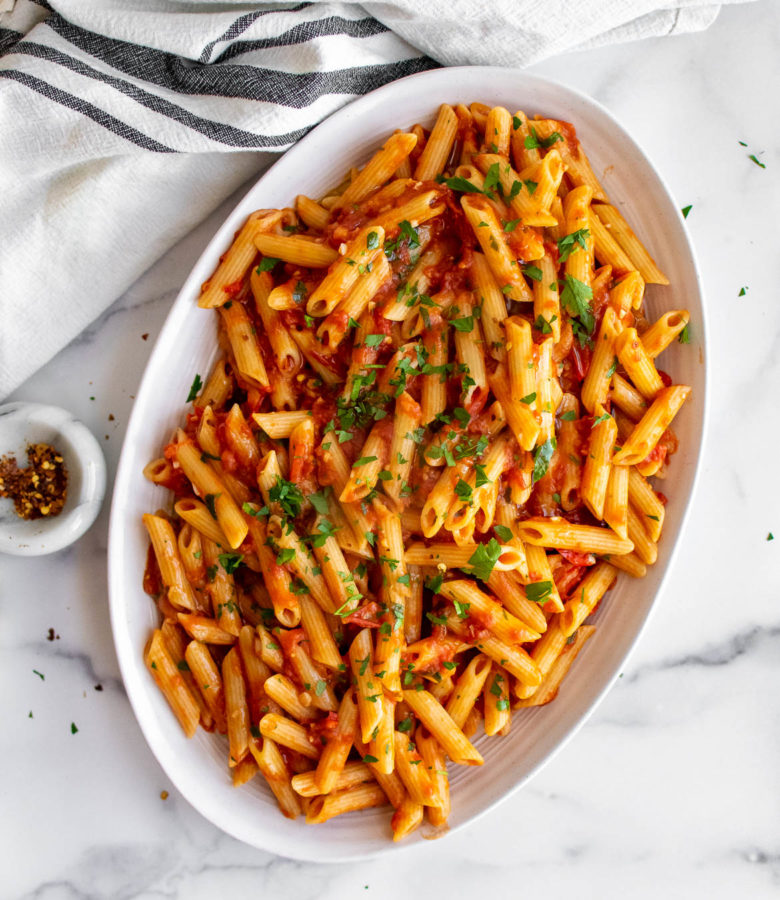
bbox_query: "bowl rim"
[108,64,709,862]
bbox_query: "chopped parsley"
[257,257,280,272]
[204,493,220,519]
[494,524,513,543]
[463,538,503,582]
[560,275,594,336]
[681,205,692,219]
[526,581,553,604]
[186,373,202,403]
[218,552,243,574]
[524,128,563,150]
[678,323,691,344]
[557,228,590,263]
[532,438,556,483]
[269,475,304,519]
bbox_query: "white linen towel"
[0,0,742,397]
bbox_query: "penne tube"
[440,580,541,646]
[220,300,269,390]
[199,210,280,308]
[196,356,233,410]
[222,647,250,766]
[201,536,242,636]
[505,316,536,408]
[370,190,446,235]
[532,119,608,202]
[470,252,507,361]
[514,625,596,707]
[461,195,535,303]
[307,226,385,317]
[394,731,440,806]
[483,663,512,734]
[615,327,664,400]
[421,322,448,425]
[487,569,547,633]
[593,204,669,284]
[641,311,691,358]
[339,420,390,503]
[145,629,200,738]
[612,386,691,466]
[446,616,541,687]
[516,518,634,556]
[453,294,488,411]
[416,728,450,828]
[386,392,422,508]
[556,393,582,510]
[610,372,649,421]
[401,689,483,766]
[349,629,383,744]
[415,103,458,180]
[306,783,388,824]
[532,252,561,342]
[292,761,374,797]
[173,440,247,549]
[603,461,630,540]
[559,561,617,637]
[253,410,311,440]
[610,270,645,316]
[295,194,330,231]
[473,152,558,227]
[606,550,647,578]
[522,543,564,612]
[177,613,236,645]
[627,504,658,565]
[142,513,201,612]
[263,673,320,722]
[581,407,618,520]
[589,210,634,273]
[185,639,227,733]
[404,541,523,572]
[314,689,358,794]
[254,233,338,268]
[299,594,342,670]
[581,306,623,414]
[444,653,492,729]
[260,712,320,759]
[536,337,557,441]
[488,364,540,451]
[510,110,541,170]
[334,132,417,209]
[250,268,303,375]
[628,468,665,542]
[249,736,302,819]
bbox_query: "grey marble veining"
[3,2,780,897]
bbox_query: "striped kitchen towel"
[0,0,741,397]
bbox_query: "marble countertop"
[4,3,779,897]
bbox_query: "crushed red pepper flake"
[0,443,68,520]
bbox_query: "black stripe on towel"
[45,14,438,106]
[0,68,174,152]
[10,40,311,149]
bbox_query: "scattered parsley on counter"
[681,205,692,219]
[738,286,748,296]
[70,723,79,735]
[748,154,766,169]
[767,532,774,541]
[33,670,45,681]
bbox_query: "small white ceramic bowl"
[0,402,106,556]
